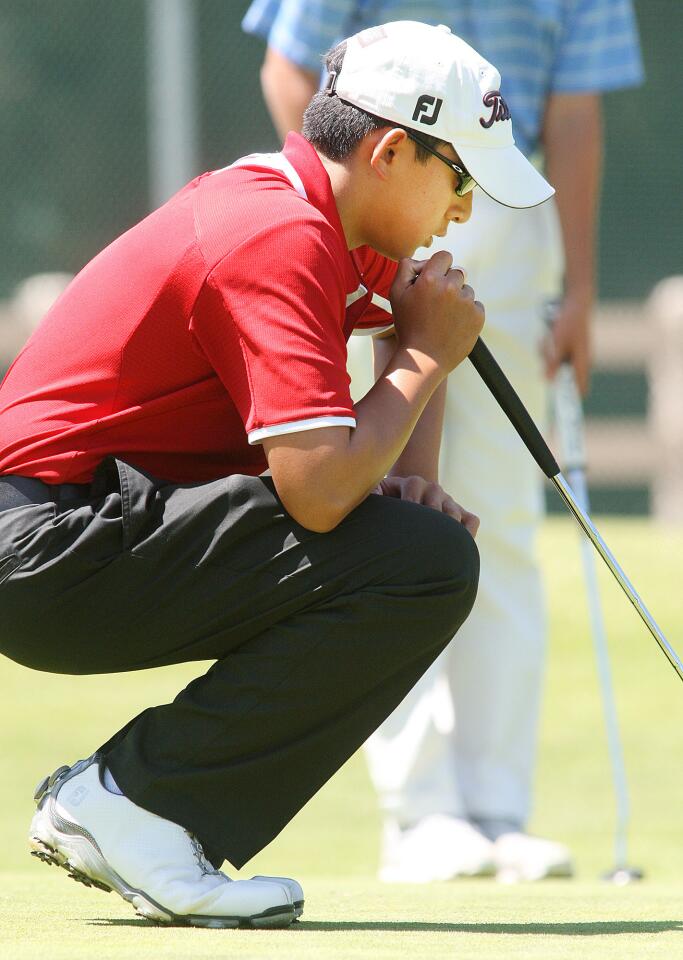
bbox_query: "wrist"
[391,344,449,381]
[563,282,595,309]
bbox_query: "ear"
[369,128,410,182]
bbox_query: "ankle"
[102,766,124,796]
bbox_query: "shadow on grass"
[302,921,683,935]
[88,919,683,936]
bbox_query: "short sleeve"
[242,0,356,72]
[552,0,644,93]
[190,214,356,444]
[352,248,397,336]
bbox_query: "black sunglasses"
[404,130,476,198]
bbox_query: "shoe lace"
[186,832,224,878]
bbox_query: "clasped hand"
[390,250,485,373]
[375,475,479,538]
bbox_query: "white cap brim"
[458,143,554,209]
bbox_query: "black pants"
[0,458,479,869]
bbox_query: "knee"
[420,508,480,618]
[383,502,480,635]
[407,501,478,578]
[429,528,479,647]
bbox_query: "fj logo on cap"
[480,90,511,128]
[412,95,443,126]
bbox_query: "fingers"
[542,330,559,381]
[441,496,480,537]
[397,475,432,504]
[415,250,452,278]
[416,253,468,287]
[460,509,480,538]
[395,253,469,288]
[543,334,590,396]
[415,260,484,327]
[377,476,479,537]
[544,298,592,396]
[392,255,452,292]
[572,350,590,396]
[459,283,482,310]
[393,256,430,290]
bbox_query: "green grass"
[1,874,681,960]
[1,517,682,958]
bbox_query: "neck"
[316,151,369,251]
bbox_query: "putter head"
[602,865,644,885]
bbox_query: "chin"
[367,237,424,262]
[369,243,401,261]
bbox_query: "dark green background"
[0,1,677,514]
[0,1,680,300]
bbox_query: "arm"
[263,254,484,532]
[370,334,476,532]
[373,333,445,483]
[260,47,318,140]
[264,345,444,532]
[542,92,602,394]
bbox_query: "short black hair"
[302,40,446,164]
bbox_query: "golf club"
[467,337,683,684]
[554,362,643,884]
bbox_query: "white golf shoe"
[29,756,303,927]
[379,814,496,882]
[492,831,573,883]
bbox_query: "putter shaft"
[551,472,683,681]
[468,336,682,684]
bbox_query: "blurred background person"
[243,0,643,882]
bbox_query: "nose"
[450,189,473,224]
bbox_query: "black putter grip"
[468,337,560,479]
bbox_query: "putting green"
[1,873,682,960]
[1,518,682,958]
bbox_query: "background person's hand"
[375,475,480,537]
[542,291,592,395]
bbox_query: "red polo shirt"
[0,135,397,484]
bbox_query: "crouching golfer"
[0,22,553,928]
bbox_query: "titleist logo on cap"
[479,90,511,129]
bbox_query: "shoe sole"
[29,819,296,929]
[251,875,304,919]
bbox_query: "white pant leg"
[347,336,465,823]
[364,191,564,827]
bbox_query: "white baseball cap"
[327,21,554,209]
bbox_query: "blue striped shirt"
[243,0,643,156]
